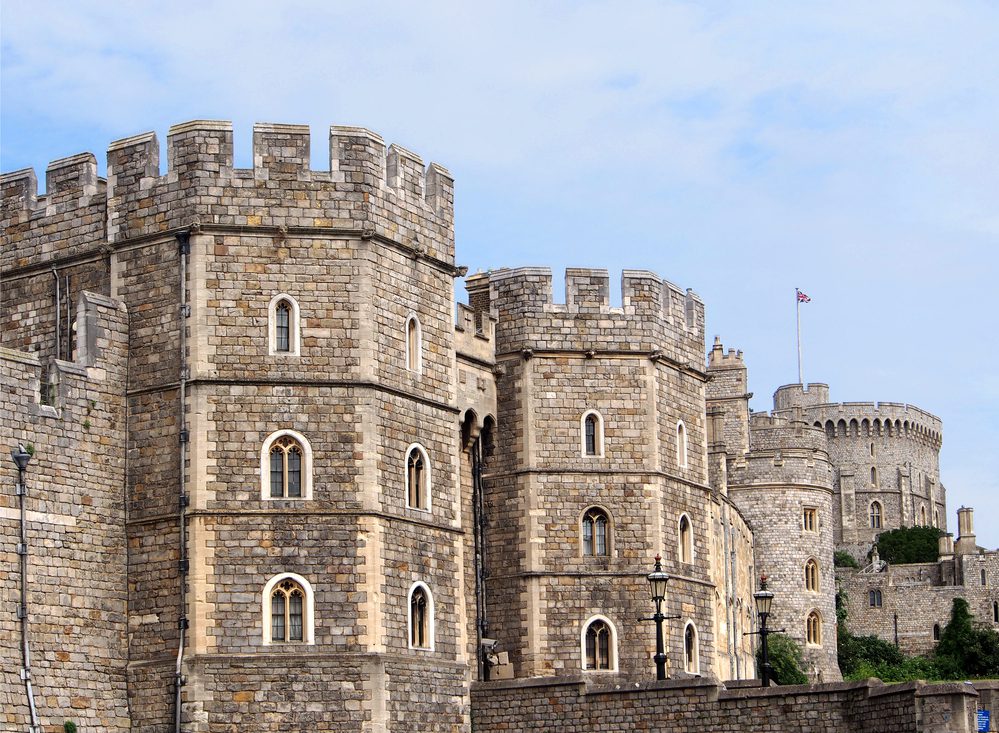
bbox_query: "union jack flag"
[796,289,811,303]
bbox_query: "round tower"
[772,386,944,560]
[727,413,840,681]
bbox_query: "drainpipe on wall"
[175,231,192,733]
[12,443,41,733]
[472,436,490,680]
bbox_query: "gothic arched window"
[583,618,614,671]
[406,444,431,511]
[268,293,300,356]
[262,573,314,645]
[582,507,610,557]
[684,622,699,674]
[870,501,883,529]
[806,611,822,645]
[678,514,693,564]
[261,430,313,500]
[805,559,819,592]
[408,583,434,650]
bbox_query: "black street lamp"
[646,554,671,680]
[751,574,782,687]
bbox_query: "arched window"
[581,411,604,457]
[684,622,699,674]
[406,444,431,511]
[868,589,882,608]
[581,616,616,671]
[870,442,875,457]
[676,421,688,468]
[408,582,434,650]
[870,501,883,529]
[933,623,940,641]
[405,315,422,373]
[806,611,822,646]
[982,568,988,587]
[260,430,313,500]
[805,559,819,592]
[268,293,300,356]
[582,507,610,557]
[678,514,693,564]
[934,509,939,528]
[262,573,314,645]
[920,505,927,526]
[870,466,878,487]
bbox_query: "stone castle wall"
[470,676,979,733]
[0,292,130,732]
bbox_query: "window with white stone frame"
[268,293,301,356]
[408,582,434,650]
[262,573,315,645]
[405,314,422,373]
[581,616,617,672]
[581,410,604,457]
[260,429,313,500]
[405,444,431,511]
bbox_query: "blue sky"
[3,1,997,545]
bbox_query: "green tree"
[834,550,860,569]
[758,633,809,685]
[935,597,999,678]
[874,526,944,565]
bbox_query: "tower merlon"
[46,153,100,197]
[1,168,39,212]
[253,123,311,180]
[565,268,610,309]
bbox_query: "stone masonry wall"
[0,292,130,733]
[728,416,840,681]
[470,676,979,733]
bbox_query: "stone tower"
[707,344,840,681]
[3,121,477,732]
[771,384,945,560]
[466,268,755,681]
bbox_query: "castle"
[1,121,993,732]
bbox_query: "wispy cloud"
[3,0,998,540]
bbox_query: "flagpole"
[796,288,803,385]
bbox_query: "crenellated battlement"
[707,336,744,369]
[471,267,705,367]
[772,397,942,448]
[2,120,455,271]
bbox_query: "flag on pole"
[796,289,811,303]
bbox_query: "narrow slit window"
[406,446,430,510]
[275,300,291,352]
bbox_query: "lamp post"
[753,574,776,687]
[647,554,670,680]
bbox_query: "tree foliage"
[874,526,945,565]
[934,597,999,678]
[837,595,999,682]
[834,550,860,569]
[758,633,809,685]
